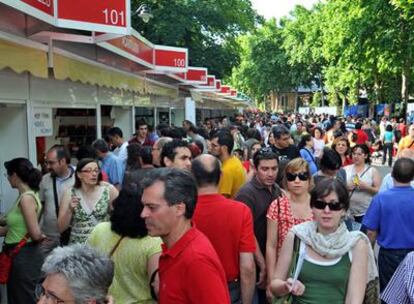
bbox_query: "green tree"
[132,0,259,78]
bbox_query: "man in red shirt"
[192,154,256,304]
[355,121,370,146]
[141,168,230,304]
[129,119,154,147]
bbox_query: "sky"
[251,0,320,20]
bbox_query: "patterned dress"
[69,185,110,244]
[266,195,313,254]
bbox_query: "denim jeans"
[378,247,414,292]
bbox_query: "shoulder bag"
[0,234,29,284]
[273,235,302,304]
[0,191,42,283]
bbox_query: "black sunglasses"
[286,172,309,182]
[313,200,344,211]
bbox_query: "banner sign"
[98,30,154,68]
[215,80,221,90]
[185,67,207,84]
[153,45,188,73]
[56,0,130,34]
[1,0,130,34]
[230,89,237,96]
[220,85,231,94]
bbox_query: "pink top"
[266,195,313,254]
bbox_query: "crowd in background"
[1,110,414,304]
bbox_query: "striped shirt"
[381,252,414,303]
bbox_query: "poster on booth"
[407,103,414,124]
[33,108,53,137]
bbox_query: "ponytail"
[27,168,42,191]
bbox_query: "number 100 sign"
[56,0,130,35]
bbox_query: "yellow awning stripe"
[53,54,145,94]
[0,39,48,78]
[145,81,178,98]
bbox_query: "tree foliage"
[131,0,259,78]
[230,0,414,111]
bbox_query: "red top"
[158,227,230,304]
[342,156,353,167]
[242,160,251,172]
[128,136,154,147]
[194,194,256,281]
[399,124,407,137]
[355,129,369,145]
[267,196,313,254]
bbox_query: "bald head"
[191,154,221,188]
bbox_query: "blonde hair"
[282,157,314,190]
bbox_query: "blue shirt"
[300,148,318,175]
[379,173,414,192]
[101,152,124,186]
[363,186,414,249]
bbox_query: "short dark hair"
[311,177,349,211]
[126,143,141,170]
[355,122,362,130]
[110,189,148,238]
[106,127,123,138]
[160,139,189,167]
[272,125,290,140]
[141,168,198,219]
[211,130,234,154]
[320,148,342,171]
[386,124,393,132]
[92,139,109,153]
[191,157,221,187]
[74,158,102,188]
[136,119,147,129]
[392,158,414,183]
[76,145,97,161]
[311,127,324,137]
[139,146,153,165]
[49,145,71,164]
[297,134,312,151]
[253,147,279,168]
[351,144,371,164]
[4,158,42,191]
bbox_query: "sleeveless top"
[344,164,374,217]
[69,185,110,244]
[5,191,42,244]
[266,196,313,254]
[293,241,352,304]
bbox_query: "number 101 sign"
[57,0,130,35]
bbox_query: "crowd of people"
[1,111,414,304]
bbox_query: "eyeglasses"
[35,284,68,303]
[313,199,344,211]
[80,168,100,174]
[286,172,309,182]
[44,160,58,165]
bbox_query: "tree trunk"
[294,88,299,112]
[319,73,325,107]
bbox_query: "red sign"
[57,0,129,34]
[221,85,230,94]
[1,0,54,24]
[216,80,222,90]
[102,33,154,67]
[186,67,208,84]
[22,0,53,15]
[230,89,237,96]
[207,76,216,87]
[154,45,188,72]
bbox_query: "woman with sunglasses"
[344,144,381,224]
[58,158,118,244]
[265,158,314,298]
[270,178,378,303]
